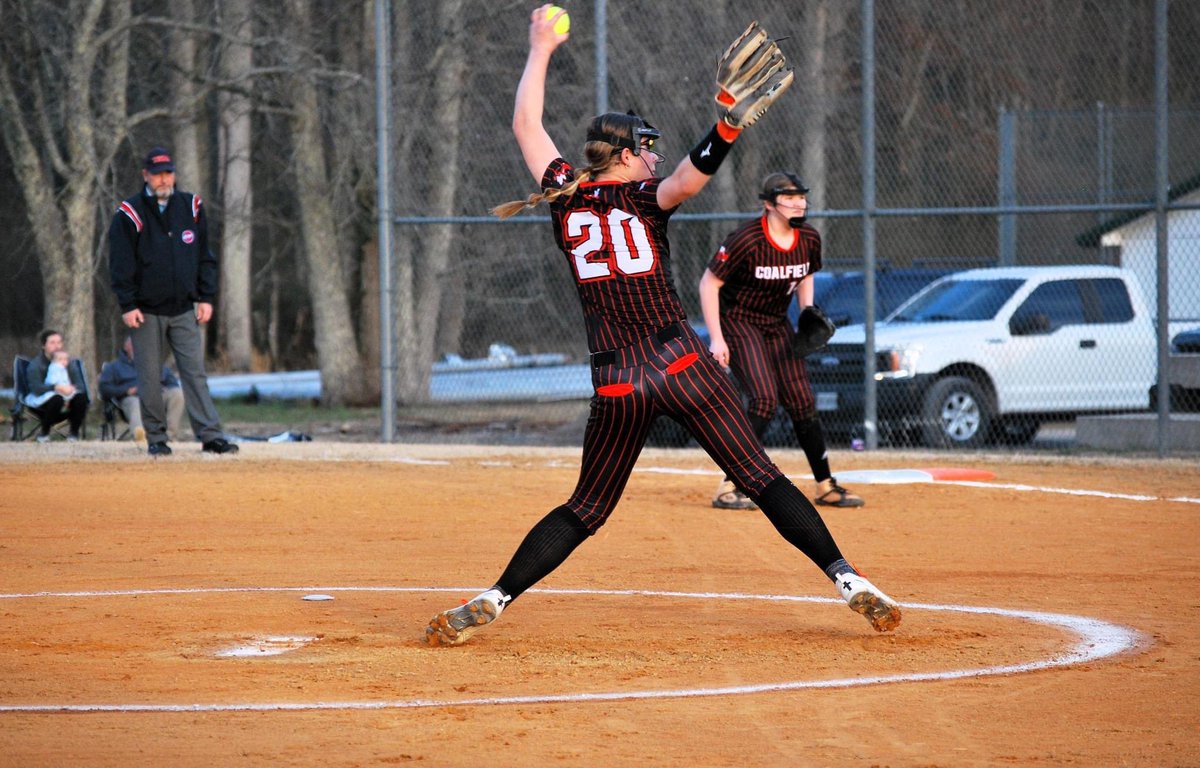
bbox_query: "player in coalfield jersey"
[700,172,865,511]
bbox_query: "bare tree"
[390,1,418,403]
[391,0,468,404]
[282,0,364,405]
[796,1,851,250]
[0,0,144,374]
[217,0,255,371]
[169,0,208,196]
[414,0,468,394]
[341,1,380,398]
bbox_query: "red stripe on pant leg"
[597,383,635,397]
[665,352,699,374]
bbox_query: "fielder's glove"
[792,305,836,357]
[715,21,795,129]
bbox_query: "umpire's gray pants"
[130,310,224,444]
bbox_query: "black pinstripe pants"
[493,322,846,600]
[566,323,822,532]
[565,323,776,529]
[721,315,816,423]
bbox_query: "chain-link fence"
[396,0,1199,452]
[1,1,1196,452]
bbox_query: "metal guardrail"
[209,363,594,404]
[2,348,587,404]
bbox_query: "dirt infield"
[0,441,1197,767]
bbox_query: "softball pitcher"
[425,6,900,646]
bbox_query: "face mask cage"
[587,112,663,159]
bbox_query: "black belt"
[591,323,684,369]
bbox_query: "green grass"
[216,398,379,424]
[3,394,589,444]
[0,394,378,437]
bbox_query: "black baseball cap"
[143,147,176,173]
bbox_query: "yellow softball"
[545,5,571,35]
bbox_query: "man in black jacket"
[108,146,237,457]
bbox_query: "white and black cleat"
[835,572,902,632]
[425,591,505,646]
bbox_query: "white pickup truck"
[806,265,1157,448]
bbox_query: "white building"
[1079,178,1200,341]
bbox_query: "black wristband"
[688,124,735,175]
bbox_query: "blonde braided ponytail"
[491,112,642,219]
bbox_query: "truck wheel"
[921,376,993,449]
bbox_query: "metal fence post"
[595,0,608,115]
[997,107,1017,266]
[376,0,395,443]
[1154,0,1170,456]
[861,0,878,450]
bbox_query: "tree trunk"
[218,0,255,371]
[391,0,420,403]
[358,240,381,396]
[330,0,379,401]
[799,0,845,249]
[286,0,364,406]
[417,0,468,385]
[170,0,206,196]
[393,0,468,403]
[60,183,97,381]
[0,0,134,379]
[433,273,465,360]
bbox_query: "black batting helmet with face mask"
[758,171,810,228]
[587,111,664,162]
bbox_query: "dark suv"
[1173,327,1200,354]
[1152,327,1200,412]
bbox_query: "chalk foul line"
[0,586,1143,714]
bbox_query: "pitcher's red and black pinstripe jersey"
[543,158,686,353]
[707,216,823,326]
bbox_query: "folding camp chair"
[98,362,132,441]
[10,355,91,441]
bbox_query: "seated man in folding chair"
[23,329,90,442]
[99,335,185,443]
